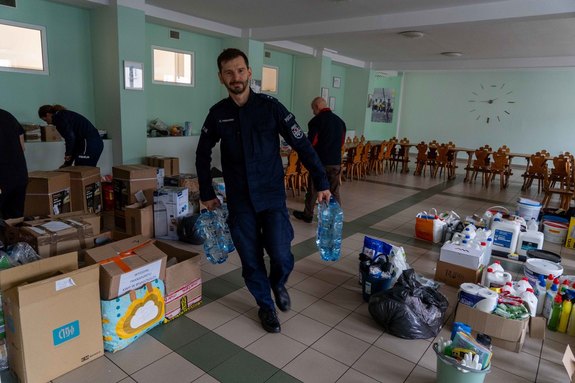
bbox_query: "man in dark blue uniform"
[195,48,331,333]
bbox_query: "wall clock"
[468,83,516,124]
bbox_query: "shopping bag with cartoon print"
[102,279,165,352]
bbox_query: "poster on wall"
[371,88,395,123]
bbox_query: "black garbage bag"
[368,268,449,339]
[177,214,205,245]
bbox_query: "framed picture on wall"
[329,96,336,110]
[321,87,329,100]
[124,61,144,90]
[332,76,341,88]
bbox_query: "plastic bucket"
[543,221,569,244]
[524,258,563,287]
[516,202,541,221]
[434,344,490,383]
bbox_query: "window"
[152,47,194,86]
[262,66,278,93]
[0,19,47,74]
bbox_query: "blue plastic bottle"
[316,196,344,261]
[196,209,228,264]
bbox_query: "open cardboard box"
[0,252,103,383]
[563,345,575,382]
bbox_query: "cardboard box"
[146,156,180,177]
[439,242,488,269]
[563,345,575,382]
[0,253,103,383]
[24,171,71,216]
[84,235,167,299]
[455,303,529,352]
[164,173,199,201]
[57,166,102,213]
[112,165,157,210]
[565,217,575,249]
[434,260,483,288]
[153,187,189,240]
[41,124,63,141]
[125,203,154,238]
[154,241,202,322]
[2,214,99,258]
[21,124,41,142]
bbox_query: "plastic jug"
[501,282,516,296]
[491,218,521,254]
[517,220,544,256]
[520,288,537,317]
[515,277,532,295]
[485,270,512,288]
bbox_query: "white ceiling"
[62,0,575,70]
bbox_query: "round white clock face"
[468,83,516,124]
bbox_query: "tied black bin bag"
[368,269,449,339]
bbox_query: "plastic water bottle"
[543,283,559,319]
[536,275,547,315]
[215,204,235,253]
[196,209,228,264]
[316,196,344,261]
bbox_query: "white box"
[439,242,488,269]
[153,187,189,240]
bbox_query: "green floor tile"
[176,331,242,371]
[209,350,279,383]
[149,315,210,349]
[220,268,246,288]
[265,370,303,383]
[203,278,242,301]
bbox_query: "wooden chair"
[549,154,571,188]
[413,141,429,176]
[432,143,454,179]
[345,137,352,146]
[542,158,572,211]
[368,143,381,175]
[345,142,364,181]
[297,161,309,192]
[352,136,359,145]
[360,135,366,143]
[426,141,439,175]
[470,148,491,185]
[522,152,549,193]
[284,150,300,196]
[390,138,409,172]
[360,141,371,178]
[488,150,511,189]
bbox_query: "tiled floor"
[4,163,575,382]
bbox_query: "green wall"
[0,0,95,123]
[263,49,294,108]
[330,64,346,118]
[293,56,322,128]
[399,70,575,154]
[343,67,370,135]
[145,23,223,133]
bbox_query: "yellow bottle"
[558,298,572,333]
[568,301,575,336]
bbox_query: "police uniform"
[53,110,103,166]
[196,91,329,310]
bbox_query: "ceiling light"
[441,51,463,57]
[398,31,425,39]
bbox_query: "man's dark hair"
[217,48,249,72]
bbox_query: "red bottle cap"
[526,288,534,293]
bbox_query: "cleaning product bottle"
[501,282,516,296]
[487,260,504,273]
[567,293,575,336]
[515,277,532,295]
[548,294,564,331]
[491,217,521,254]
[520,288,537,317]
[536,275,547,316]
[561,280,571,294]
[463,224,477,239]
[544,283,559,319]
[487,271,513,289]
[517,219,544,256]
[558,293,573,333]
[546,274,555,290]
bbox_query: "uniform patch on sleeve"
[284,113,294,123]
[291,123,304,139]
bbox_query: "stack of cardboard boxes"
[24,171,72,216]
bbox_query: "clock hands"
[478,98,497,104]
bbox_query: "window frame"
[151,45,195,87]
[261,65,278,94]
[0,18,48,75]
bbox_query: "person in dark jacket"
[0,108,28,219]
[38,105,103,167]
[293,97,346,223]
[195,48,331,333]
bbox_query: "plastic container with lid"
[524,258,564,289]
[491,218,521,254]
[517,221,544,257]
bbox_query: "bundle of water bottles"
[195,204,235,264]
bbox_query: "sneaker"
[258,308,281,333]
[293,210,313,223]
[273,285,291,312]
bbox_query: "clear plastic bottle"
[196,209,228,264]
[544,283,559,319]
[316,196,344,261]
[536,275,547,316]
[215,204,235,253]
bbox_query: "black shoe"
[273,285,291,312]
[258,308,281,333]
[293,210,313,223]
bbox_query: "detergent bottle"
[558,293,573,333]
